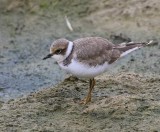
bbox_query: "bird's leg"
[85,78,95,103]
[80,78,95,104]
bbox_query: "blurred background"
[0,0,160,101]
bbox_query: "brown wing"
[73,37,121,66]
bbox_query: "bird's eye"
[55,49,62,54]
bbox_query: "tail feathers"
[114,40,153,57]
[120,47,139,57]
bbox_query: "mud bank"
[0,73,160,131]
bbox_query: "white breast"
[59,59,110,78]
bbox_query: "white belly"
[59,59,110,78]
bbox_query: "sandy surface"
[0,0,160,131]
[0,73,160,131]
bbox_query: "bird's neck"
[65,41,74,59]
[56,41,74,64]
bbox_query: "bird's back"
[72,37,118,66]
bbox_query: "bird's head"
[43,38,73,63]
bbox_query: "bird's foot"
[79,96,91,105]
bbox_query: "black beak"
[43,54,53,60]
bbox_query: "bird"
[43,37,153,104]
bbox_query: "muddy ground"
[0,0,160,131]
[0,74,160,131]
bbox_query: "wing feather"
[73,37,120,66]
